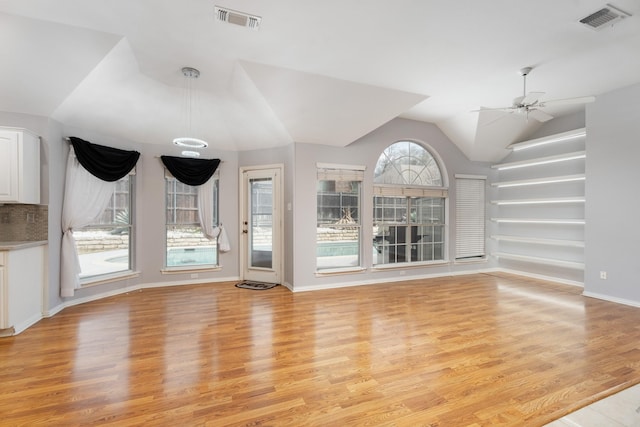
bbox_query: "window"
[316,165,363,271]
[374,140,443,186]
[75,174,133,280]
[373,141,447,266]
[455,175,486,260]
[165,174,219,268]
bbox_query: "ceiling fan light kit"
[519,67,532,77]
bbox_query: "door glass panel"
[250,178,273,269]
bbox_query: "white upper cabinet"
[0,127,40,204]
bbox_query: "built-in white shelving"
[491,196,585,205]
[491,128,586,282]
[491,218,585,225]
[492,174,585,188]
[507,127,586,151]
[491,151,586,171]
[492,252,585,270]
[491,235,585,247]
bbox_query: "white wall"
[291,117,494,291]
[584,82,640,305]
[43,119,66,310]
[525,112,586,142]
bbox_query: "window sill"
[454,257,488,265]
[372,260,448,271]
[161,265,222,275]
[315,267,366,277]
[80,270,140,288]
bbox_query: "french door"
[240,166,282,284]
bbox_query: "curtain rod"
[65,138,219,160]
[156,156,223,162]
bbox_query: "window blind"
[455,176,486,259]
[373,185,448,198]
[317,167,364,182]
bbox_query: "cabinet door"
[0,131,18,202]
[0,128,40,204]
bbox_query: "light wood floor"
[2,273,640,426]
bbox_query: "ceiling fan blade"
[521,91,545,106]
[528,109,554,122]
[471,106,515,113]
[539,96,596,107]
[478,110,515,126]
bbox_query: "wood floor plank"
[2,272,640,426]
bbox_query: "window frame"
[372,141,449,268]
[163,171,220,272]
[77,172,136,285]
[315,164,365,275]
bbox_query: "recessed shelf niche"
[490,128,586,284]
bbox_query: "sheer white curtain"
[197,178,230,252]
[60,147,116,297]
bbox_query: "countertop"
[0,241,48,250]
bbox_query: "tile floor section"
[544,383,640,426]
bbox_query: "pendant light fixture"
[173,66,208,150]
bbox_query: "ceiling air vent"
[579,4,631,30]
[214,6,261,30]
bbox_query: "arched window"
[374,141,443,186]
[373,141,448,265]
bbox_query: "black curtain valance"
[69,137,140,182]
[161,156,221,186]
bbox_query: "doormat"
[235,281,278,290]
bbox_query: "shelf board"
[492,151,585,170]
[492,252,585,270]
[507,128,586,152]
[491,235,584,247]
[492,174,585,188]
[491,218,585,225]
[491,196,585,205]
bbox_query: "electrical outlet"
[191,273,199,279]
[26,212,35,223]
[600,271,607,280]
[399,270,406,276]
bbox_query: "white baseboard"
[292,267,585,293]
[490,268,584,288]
[140,275,240,290]
[43,275,241,318]
[12,312,44,335]
[582,291,640,308]
[45,303,66,318]
[292,268,492,292]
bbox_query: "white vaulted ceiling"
[0,0,639,161]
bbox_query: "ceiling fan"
[476,67,595,123]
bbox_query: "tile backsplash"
[0,204,48,241]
